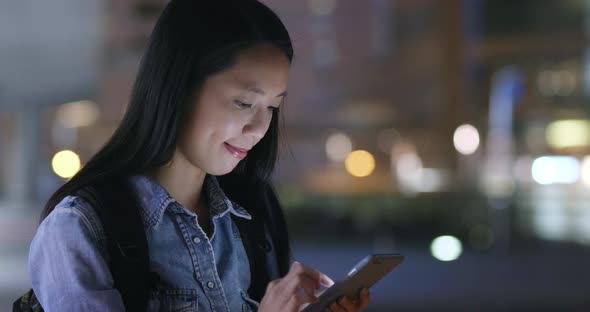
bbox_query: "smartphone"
[301,253,404,312]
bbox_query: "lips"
[224,142,249,160]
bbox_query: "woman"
[28,0,370,311]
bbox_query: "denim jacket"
[28,174,281,312]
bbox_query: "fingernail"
[325,275,334,284]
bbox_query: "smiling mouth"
[224,142,248,160]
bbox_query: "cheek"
[257,112,274,139]
[188,109,243,147]
[264,113,274,130]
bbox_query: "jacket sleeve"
[28,196,125,312]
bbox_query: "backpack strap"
[12,288,43,312]
[262,184,292,277]
[75,179,156,311]
[232,210,271,302]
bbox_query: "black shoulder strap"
[232,210,271,302]
[12,288,43,312]
[262,184,291,277]
[75,179,155,311]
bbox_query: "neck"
[149,149,207,214]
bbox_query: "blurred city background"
[2,0,590,311]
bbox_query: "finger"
[320,272,335,287]
[290,261,335,288]
[296,284,317,301]
[329,301,346,312]
[336,296,356,312]
[287,288,318,309]
[289,261,320,289]
[357,288,370,310]
[287,273,318,295]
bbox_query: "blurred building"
[0,0,102,204]
[3,0,590,310]
[2,0,590,249]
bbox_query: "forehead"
[214,44,291,93]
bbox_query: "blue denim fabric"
[29,174,278,311]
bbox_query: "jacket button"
[207,281,215,289]
[193,236,201,244]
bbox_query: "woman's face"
[178,43,290,175]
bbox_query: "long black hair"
[41,0,293,276]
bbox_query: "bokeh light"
[581,156,590,188]
[345,150,375,177]
[537,69,577,96]
[430,235,463,262]
[396,153,422,175]
[453,124,480,155]
[326,132,353,162]
[531,156,580,185]
[51,150,81,179]
[395,152,422,195]
[545,120,590,149]
[56,100,100,128]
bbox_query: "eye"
[234,100,252,109]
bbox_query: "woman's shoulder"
[28,195,123,310]
[36,195,108,255]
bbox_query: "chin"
[208,162,239,176]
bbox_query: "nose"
[243,109,272,144]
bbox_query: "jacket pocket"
[148,287,198,312]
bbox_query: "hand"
[325,288,370,312]
[258,261,334,312]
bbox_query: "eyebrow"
[242,86,288,98]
